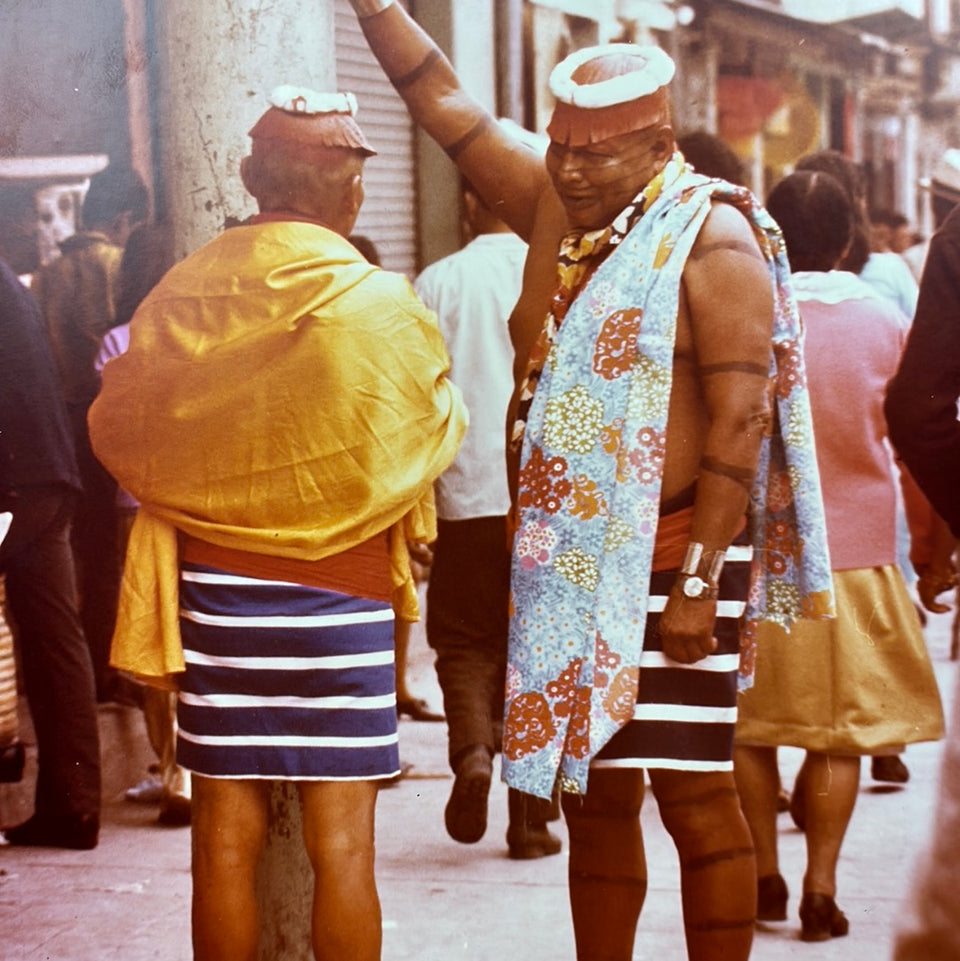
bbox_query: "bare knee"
[650,770,746,845]
[299,781,378,874]
[192,776,269,875]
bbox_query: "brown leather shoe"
[444,746,492,844]
[506,787,562,860]
[4,812,99,850]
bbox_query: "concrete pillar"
[121,0,156,218]
[415,0,499,268]
[150,4,338,956]
[153,0,336,257]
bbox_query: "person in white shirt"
[415,176,561,859]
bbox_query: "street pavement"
[1,606,956,961]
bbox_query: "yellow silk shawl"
[89,221,467,687]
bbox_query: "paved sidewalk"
[1,609,955,960]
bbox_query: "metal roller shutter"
[335,0,418,278]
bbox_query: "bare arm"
[659,202,775,663]
[348,0,551,242]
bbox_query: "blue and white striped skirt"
[592,543,752,773]
[176,563,400,781]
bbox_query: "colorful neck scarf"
[502,155,834,799]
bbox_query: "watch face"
[682,576,707,598]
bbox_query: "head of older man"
[544,44,676,230]
[241,86,376,236]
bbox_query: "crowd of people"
[1,0,958,958]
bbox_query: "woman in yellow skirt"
[733,169,945,942]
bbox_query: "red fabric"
[181,530,393,602]
[651,507,747,573]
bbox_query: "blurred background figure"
[95,221,190,827]
[415,172,560,859]
[903,149,960,283]
[734,169,944,943]
[677,129,748,187]
[0,256,101,850]
[31,162,149,703]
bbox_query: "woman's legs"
[650,769,756,961]
[732,744,781,879]
[562,768,647,961]
[802,752,860,897]
[299,780,382,961]
[191,775,270,961]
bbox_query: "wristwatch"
[680,573,716,599]
[676,542,724,600]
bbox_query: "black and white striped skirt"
[592,544,752,773]
[175,563,400,781]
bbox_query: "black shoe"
[3,812,99,850]
[444,746,492,844]
[757,873,788,921]
[506,787,563,860]
[507,823,562,860]
[0,742,25,783]
[157,793,192,827]
[799,893,849,942]
[872,755,910,783]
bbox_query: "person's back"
[414,183,561,858]
[32,164,148,409]
[0,257,101,851]
[415,226,525,520]
[89,87,466,960]
[796,275,907,568]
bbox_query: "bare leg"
[393,617,414,705]
[191,775,269,961]
[562,768,647,961]
[299,780,381,961]
[802,752,860,897]
[651,769,756,961]
[733,744,780,879]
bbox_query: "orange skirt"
[736,565,945,754]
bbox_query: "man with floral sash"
[348,4,833,959]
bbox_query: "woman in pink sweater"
[733,170,944,942]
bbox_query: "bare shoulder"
[687,200,765,268]
[681,200,774,362]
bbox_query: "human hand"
[407,541,434,582]
[916,563,958,613]
[658,589,718,664]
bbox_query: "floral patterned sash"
[502,156,834,799]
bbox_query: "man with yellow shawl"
[347,4,833,961]
[88,87,466,961]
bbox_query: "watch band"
[677,542,726,599]
[349,0,396,18]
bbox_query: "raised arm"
[348,0,551,242]
[659,202,775,664]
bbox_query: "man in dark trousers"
[0,257,101,849]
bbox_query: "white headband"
[549,44,675,110]
[269,86,359,117]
